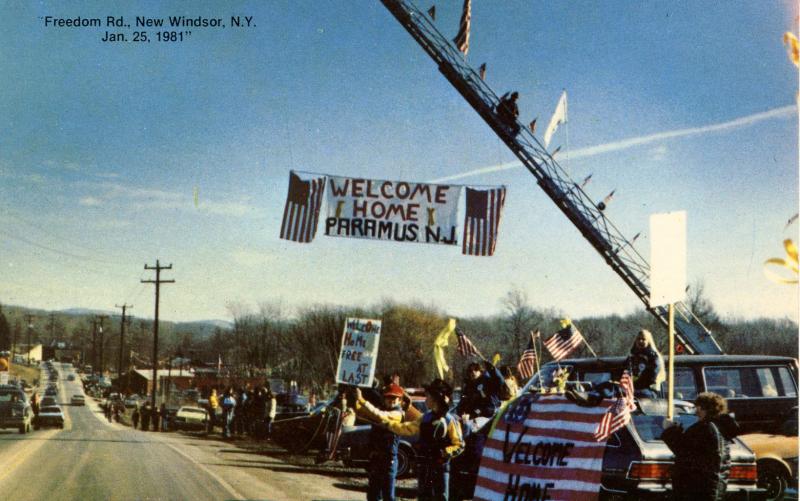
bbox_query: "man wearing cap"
[354,383,406,501]
[378,378,464,501]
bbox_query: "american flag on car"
[474,394,612,501]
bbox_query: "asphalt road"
[0,363,362,501]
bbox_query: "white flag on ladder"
[543,91,568,149]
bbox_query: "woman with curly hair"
[661,392,740,500]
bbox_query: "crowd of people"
[331,328,740,501]
[126,384,279,439]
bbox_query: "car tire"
[396,444,414,479]
[758,462,788,501]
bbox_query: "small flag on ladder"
[579,174,593,189]
[479,63,487,81]
[453,0,471,55]
[598,190,615,212]
[427,5,436,21]
[529,118,537,134]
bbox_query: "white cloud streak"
[430,105,796,183]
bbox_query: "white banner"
[650,211,687,306]
[335,318,381,388]
[324,176,461,245]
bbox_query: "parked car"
[34,405,65,429]
[450,394,762,501]
[40,396,57,408]
[532,355,798,434]
[71,395,85,406]
[739,432,799,501]
[0,384,34,433]
[45,386,57,397]
[123,395,141,409]
[172,406,209,431]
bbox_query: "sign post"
[649,211,687,421]
[335,318,382,388]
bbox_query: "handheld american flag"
[280,171,326,243]
[462,186,507,256]
[543,323,583,361]
[594,371,636,441]
[516,330,538,380]
[455,327,482,358]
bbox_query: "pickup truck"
[0,384,34,433]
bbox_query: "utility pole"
[95,315,109,375]
[141,260,174,411]
[91,318,97,373]
[49,312,56,344]
[115,304,133,383]
[24,314,36,365]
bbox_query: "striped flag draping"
[462,186,507,256]
[516,330,538,380]
[593,371,636,442]
[453,0,471,55]
[456,327,481,358]
[544,323,583,361]
[474,394,610,501]
[279,171,326,243]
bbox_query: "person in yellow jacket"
[207,388,219,434]
[354,384,406,501]
[378,379,464,501]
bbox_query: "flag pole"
[573,322,598,358]
[668,303,675,421]
[531,331,542,392]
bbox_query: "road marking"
[0,429,58,485]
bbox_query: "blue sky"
[0,1,797,323]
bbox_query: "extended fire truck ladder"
[380,0,723,355]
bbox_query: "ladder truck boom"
[379,0,723,354]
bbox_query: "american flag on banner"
[453,0,471,55]
[544,323,583,361]
[280,171,326,243]
[456,327,482,358]
[593,371,636,442]
[516,331,538,380]
[474,394,610,501]
[462,186,507,256]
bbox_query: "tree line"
[0,283,795,393]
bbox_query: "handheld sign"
[335,318,381,387]
[649,210,687,421]
[649,211,687,307]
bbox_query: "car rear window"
[704,366,796,398]
[632,413,698,442]
[777,367,797,397]
[41,406,60,413]
[659,368,698,400]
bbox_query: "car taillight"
[729,464,757,482]
[628,462,671,481]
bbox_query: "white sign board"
[335,317,381,387]
[650,211,687,307]
[0,373,7,385]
